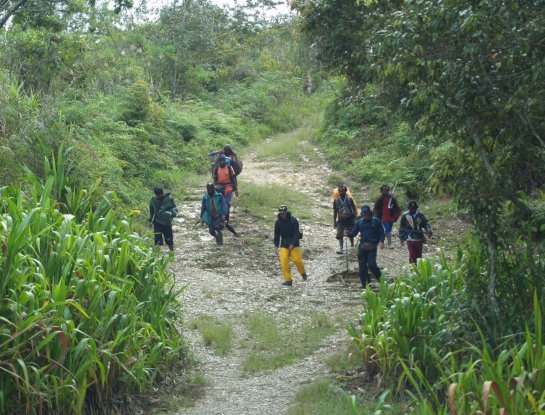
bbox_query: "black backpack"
[336,197,354,220]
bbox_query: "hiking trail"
[166,133,437,415]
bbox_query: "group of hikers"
[332,183,433,289]
[148,146,433,290]
[148,144,242,250]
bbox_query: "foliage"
[317,84,435,200]
[349,240,545,412]
[401,294,545,414]
[294,0,545,310]
[0,155,184,414]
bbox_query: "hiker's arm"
[346,221,359,238]
[333,201,338,227]
[399,216,408,242]
[423,215,432,237]
[231,171,238,194]
[170,200,178,217]
[200,198,206,222]
[219,195,228,217]
[149,201,154,223]
[273,221,280,248]
[378,219,385,249]
[289,219,300,248]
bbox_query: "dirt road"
[168,138,423,415]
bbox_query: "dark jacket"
[274,213,301,248]
[149,193,178,226]
[399,211,432,242]
[200,192,228,224]
[373,194,401,222]
[348,216,385,247]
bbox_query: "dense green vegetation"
[0,153,182,413]
[293,0,545,412]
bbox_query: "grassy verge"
[286,345,401,415]
[286,380,369,415]
[254,113,323,163]
[190,315,234,356]
[148,363,209,414]
[237,181,314,222]
[241,312,336,374]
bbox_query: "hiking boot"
[282,280,293,286]
[301,273,308,281]
[336,249,344,255]
[385,233,394,249]
[215,230,224,246]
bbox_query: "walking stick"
[388,182,398,209]
[345,239,349,273]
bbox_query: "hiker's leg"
[412,240,423,262]
[335,225,345,252]
[290,247,306,275]
[367,248,381,282]
[383,222,393,248]
[349,237,354,247]
[163,226,174,251]
[357,249,370,288]
[279,247,293,281]
[223,191,233,221]
[153,224,164,246]
[407,240,422,263]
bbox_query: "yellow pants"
[279,247,306,281]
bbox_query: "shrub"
[0,158,184,414]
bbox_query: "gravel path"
[167,139,432,415]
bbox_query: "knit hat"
[154,186,163,195]
[360,205,371,215]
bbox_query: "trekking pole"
[388,182,398,209]
[345,239,349,273]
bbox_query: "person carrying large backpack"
[333,184,357,254]
[213,154,238,221]
[221,144,243,176]
[373,184,401,249]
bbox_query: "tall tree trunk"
[487,233,500,317]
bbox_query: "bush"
[349,237,545,413]
[0,160,184,414]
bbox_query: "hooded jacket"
[274,212,301,248]
[149,193,178,226]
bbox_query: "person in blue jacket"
[200,183,228,246]
[345,204,385,289]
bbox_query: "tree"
[0,0,133,29]
[294,0,545,311]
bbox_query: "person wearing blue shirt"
[346,205,385,289]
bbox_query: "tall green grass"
[0,154,184,414]
[349,247,545,413]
